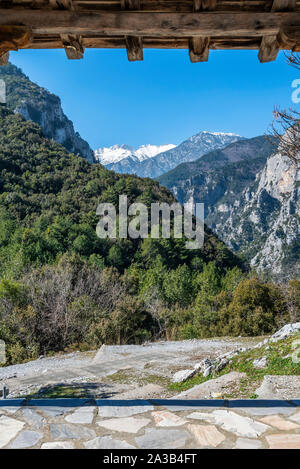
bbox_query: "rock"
[215,358,229,373]
[255,376,277,399]
[41,441,75,449]
[65,407,95,424]
[97,401,153,418]
[266,434,300,449]
[187,412,215,421]
[50,423,96,440]
[234,438,263,449]
[97,417,150,434]
[151,411,187,427]
[135,428,189,449]
[93,344,107,363]
[289,410,300,423]
[22,408,45,430]
[203,365,214,378]
[259,415,300,431]
[172,372,246,399]
[85,436,136,449]
[211,410,270,438]
[39,406,73,418]
[172,369,196,383]
[237,406,295,416]
[193,362,203,371]
[0,416,25,448]
[188,424,226,448]
[271,322,300,342]
[10,430,42,449]
[253,357,267,369]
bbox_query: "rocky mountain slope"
[158,136,276,214]
[94,143,176,169]
[0,63,94,163]
[101,132,243,177]
[220,150,300,280]
[159,135,300,280]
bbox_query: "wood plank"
[61,33,84,58]
[194,0,217,11]
[258,34,279,62]
[0,52,9,66]
[189,36,210,61]
[0,25,32,54]
[49,0,74,9]
[120,0,140,9]
[125,35,143,59]
[271,0,296,11]
[0,11,297,38]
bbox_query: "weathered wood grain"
[189,36,210,61]
[0,51,9,66]
[271,0,296,11]
[61,33,84,58]
[125,35,143,59]
[0,25,33,54]
[258,34,279,62]
[0,11,298,37]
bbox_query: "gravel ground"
[0,337,264,399]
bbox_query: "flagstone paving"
[0,399,300,449]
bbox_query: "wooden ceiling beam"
[258,34,279,61]
[120,0,140,9]
[0,51,9,66]
[0,11,298,38]
[61,33,84,58]
[125,35,143,60]
[49,0,74,9]
[0,25,32,55]
[189,36,210,61]
[193,0,217,11]
[271,0,296,11]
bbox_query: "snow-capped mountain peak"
[94,131,244,178]
[94,143,176,165]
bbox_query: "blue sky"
[10,48,297,149]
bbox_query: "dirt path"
[0,337,263,399]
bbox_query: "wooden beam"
[194,0,217,11]
[0,11,297,38]
[61,33,84,58]
[120,0,140,9]
[258,35,279,62]
[49,0,74,9]
[271,0,296,11]
[189,36,210,61]
[0,51,9,66]
[125,35,143,60]
[0,25,32,55]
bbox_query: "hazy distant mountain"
[95,132,243,177]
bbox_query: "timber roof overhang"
[0,1,300,64]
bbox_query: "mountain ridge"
[0,63,95,163]
[100,131,243,177]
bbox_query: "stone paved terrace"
[1,399,300,449]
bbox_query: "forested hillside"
[0,106,298,365]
